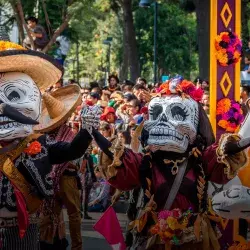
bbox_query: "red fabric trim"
[12,184,29,239]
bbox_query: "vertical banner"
[210,0,241,138]
[209,0,245,246]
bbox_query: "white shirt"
[56,36,70,55]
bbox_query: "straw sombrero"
[33,84,81,133]
[0,40,63,90]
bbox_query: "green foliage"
[135,2,198,80]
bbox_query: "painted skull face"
[0,72,41,140]
[212,185,250,219]
[144,95,199,153]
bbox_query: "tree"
[1,0,95,53]
[121,0,140,82]
[135,2,198,80]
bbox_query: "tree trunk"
[10,1,24,43]
[193,0,210,81]
[122,0,140,82]
[16,0,35,49]
[119,22,129,81]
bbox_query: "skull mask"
[0,72,41,141]
[144,95,199,153]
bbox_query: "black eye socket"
[150,105,162,120]
[7,90,21,102]
[171,106,188,121]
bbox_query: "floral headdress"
[216,98,244,133]
[0,41,26,51]
[215,30,242,66]
[158,76,204,102]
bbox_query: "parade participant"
[0,40,101,250]
[93,76,249,250]
[33,85,83,250]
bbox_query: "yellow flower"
[0,41,25,51]
[166,217,179,230]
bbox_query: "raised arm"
[48,128,92,164]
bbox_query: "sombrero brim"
[0,50,63,91]
[33,84,81,133]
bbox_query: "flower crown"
[216,98,244,133]
[0,41,26,51]
[158,76,203,102]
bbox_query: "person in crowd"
[127,99,142,125]
[201,80,209,90]
[201,90,210,115]
[68,79,77,85]
[99,121,113,139]
[56,35,70,64]
[240,85,250,116]
[122,80,134,93]
[83,148,97,219]
[108,74,120,92]
[53,41,64,66]
[81,87,90,102]
[133,84,151,105]
[136,77,147,87]
[100,107,117,124]
[124,92,137,103]
[88,168,111,212]
[23,16,49,50]
[194,76,203,88]
[45,79,63,93]
[87,92,100,105]
[91,86,102,95]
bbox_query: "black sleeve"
[48,128,92,164]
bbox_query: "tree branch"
[41,0,52,39]
[42,16,69,53]
[16,0,35,49]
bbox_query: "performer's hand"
[81,105,101,135]
[224,137,250,155]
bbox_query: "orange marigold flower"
[218,120,228,129]
[216,98,231,114]
[24,141,42,155]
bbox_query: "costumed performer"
[92,76,250,250]
[0,40,101,250]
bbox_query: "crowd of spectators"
[44,74,211,213]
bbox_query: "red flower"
[189,88,204,102]
[222,34,230,43]
[172,209,182,219]
[24,141,42,155]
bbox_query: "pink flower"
[158,210,172,220]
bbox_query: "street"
[64,202,129,250]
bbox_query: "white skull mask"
[144,95,199,153]
[212,185,250,219]
[0,72,41,141]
